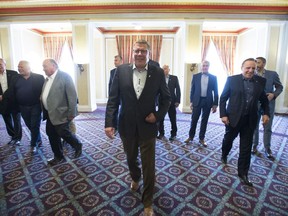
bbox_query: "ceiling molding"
[0,3,287,18]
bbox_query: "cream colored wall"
[0,27,12,67]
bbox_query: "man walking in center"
[41,58,82,166]
[105,39,171,216]
[252,57,283,159]
[157,64,181,141]
[184,60,218,147]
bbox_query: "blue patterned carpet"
[0,105,288,216]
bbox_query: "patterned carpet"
[0,105,287,216]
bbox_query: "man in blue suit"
[220,58,270,186]
[105,40,171,216]
[252,57,283,159]
[41,59,82,166]
[184,60,218,147]
[157,64,181,141]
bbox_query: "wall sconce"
[77,64,85,73]
[190,63,197,72]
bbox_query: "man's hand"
[266,93,274,101]
[68,116,75,121]
[175,102,180,108]
[262,115,270,125]
[211,105,217,113]
[0,95,2,102]
[105,127,115,139]
[145,113,156,123]
[221,116,230,125]
[190,103,193,110]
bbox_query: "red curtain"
[201,36,211,62]
[211,35,237,76]
[43,36,73,63]
[201,35,237,75]
[116,35,163,64]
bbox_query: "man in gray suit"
[105,40,171,216]
[252,57,283,159]
[41,59,82,166]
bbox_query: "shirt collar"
[47,70,58,80]
[133,64,148,72]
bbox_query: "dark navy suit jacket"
[105,63,171,140]
[190,72,218,108]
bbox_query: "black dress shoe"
[157,134,164,140]
[251,146,257,154]
[238,175,253,187]
[47,157,64,166]
[74,145,82,158]
[169,136,176,141]
[221,156,227,164]
[265,148,273,159]
[31,146,37,153]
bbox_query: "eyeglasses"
[133,49,148,55]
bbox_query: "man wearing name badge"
[41,58,82,166]
[105,40,171,216]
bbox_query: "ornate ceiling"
[0,0,287,21]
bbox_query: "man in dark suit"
[157,64,181,141]
[108,55,123,93]
[148,59,160,67]
[252,57,283,159]
[0,58,22,145]
[41,58,82,166]
[108,55,123,133]
[184,60,218,147]
[14,60,45,153]
[105,39,171,216]
[220,58,270,187]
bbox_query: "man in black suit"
[220,58,270,187]
[0,58,22,145]
[14,60,45,153]
[108,55,123,93]
[108,55,123,134]
[105,39,171,215]
[148,59,160,67]
[184,60,218,147]
[157,64,181,141]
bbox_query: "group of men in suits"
[0,57,82,166]
[105,39,283,214]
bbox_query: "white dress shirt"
[0,70,8,93]
[41,70,58,110]
[133,65,148,99]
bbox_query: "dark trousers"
[158,104,177,136]
[222,115,254,176]
[189,98,211,140]
[2,111,22,141]
[121,136,155,208]
[46,115,82,159]
[20,104,42,147]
